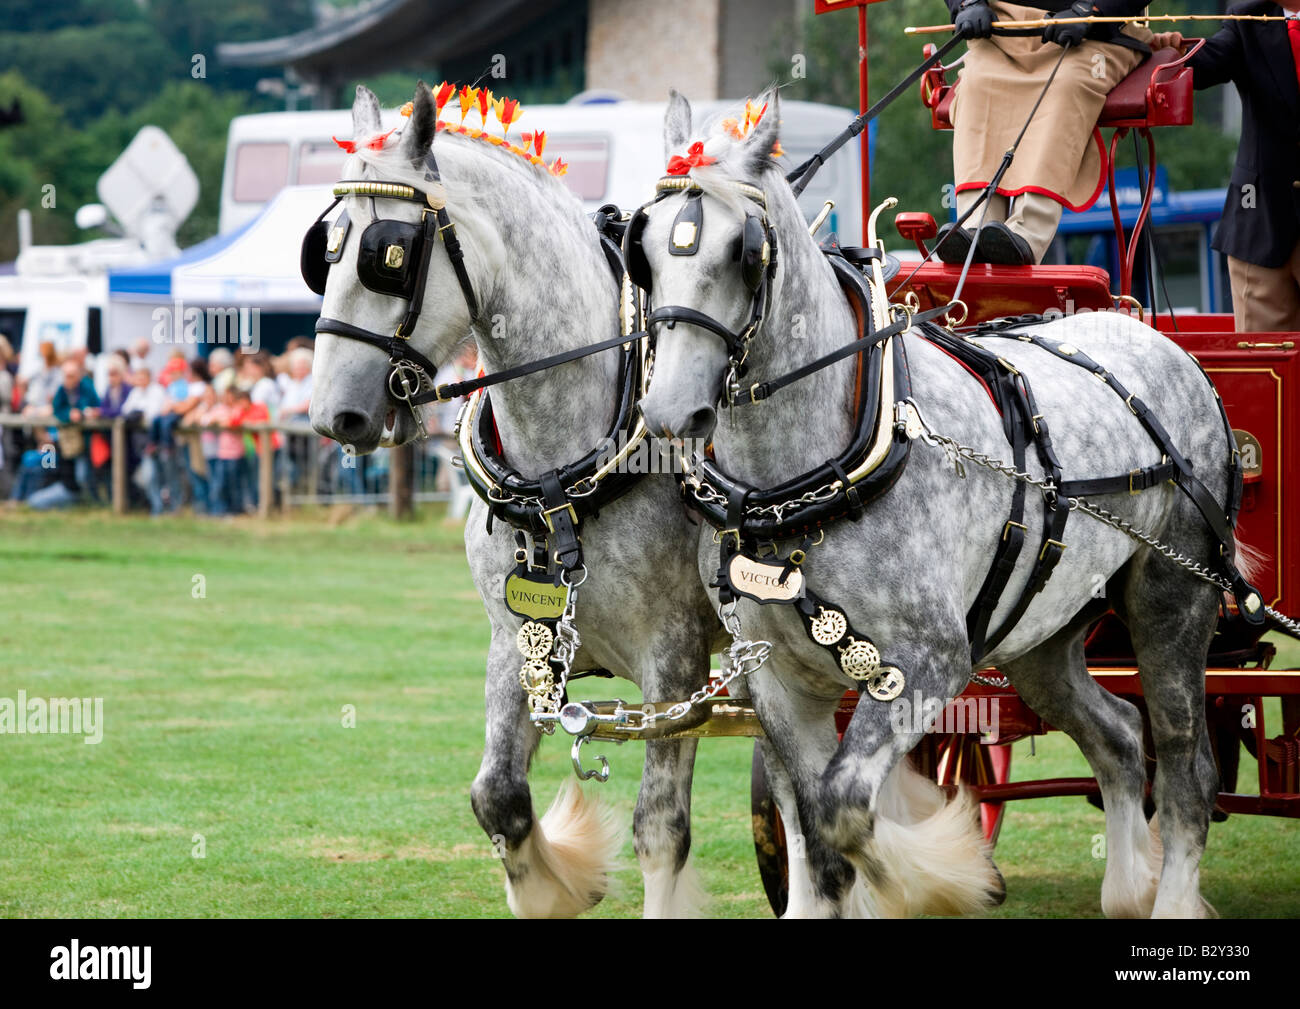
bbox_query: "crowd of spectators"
[0,335,476,514]
[0,336,317,514]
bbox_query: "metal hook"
[571,734,610,782]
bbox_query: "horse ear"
[400,80,436,167]
[352,85,382,138]
[742,89,781,178]
[663,88,693,162]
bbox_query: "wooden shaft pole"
[258,434,273,519]
[906,14,1293,35]
[111,418,126,516]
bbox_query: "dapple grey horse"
[638,90,1241,918]
[309,83,724,917]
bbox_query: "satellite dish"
[95,125,198,254]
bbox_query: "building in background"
[219,0,800,108]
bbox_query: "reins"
[785,33,965,198]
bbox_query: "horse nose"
[330,409,374,446]
[677,406,717,442]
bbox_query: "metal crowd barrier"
[0,413,453,518]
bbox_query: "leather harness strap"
[971,320,1265,629]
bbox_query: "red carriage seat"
[921,43,1199,132]
[919,40,1206,301]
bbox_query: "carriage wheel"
[750,740,788,917]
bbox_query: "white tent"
[170,185,330,311]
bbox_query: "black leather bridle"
[625,177,777,404]
[310,151,480,406]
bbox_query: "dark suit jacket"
[1191,1,1300,267]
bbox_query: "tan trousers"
[955,189,1063,264]
[1228,245,1300,332]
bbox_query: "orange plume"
[434,81,455,117]
[493,95,521,137]
[458,84,478,123]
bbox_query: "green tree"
[0,72,95,257]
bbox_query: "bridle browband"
[310,153,649,412]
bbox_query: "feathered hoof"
[504,779,623,918]
[866,786,1003,918]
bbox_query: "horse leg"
[1000,615,1160,918]
[725,674,817,916]
[635,737,704,917]
[746,661,856,917]
[821,639,1003,917]
[469,632,621,917]
[1121,550,1221,918]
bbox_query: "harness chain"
[629,601,772,730]
[907,401,1300,639]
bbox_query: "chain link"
[903,397,1300,640]
[525,569,585,733]
[629,600,772,729]
[685,469,842,524]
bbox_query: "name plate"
[504,572,568,620]
[726,554,804,605]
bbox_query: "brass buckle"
[542,502,578,533]
[996,356,1020,376]
[1039,538,1067,561]
[1003,520,1028,542]
[1124,393,1139,416]
[1129,468,1143,495]
[713,528,741,547]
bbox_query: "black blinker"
[624,207,652,292]
[300,220,330,296]
[739,215,769,293]
[357,218,423,299]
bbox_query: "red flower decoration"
[665,141,716,176]
[332,128,395,154]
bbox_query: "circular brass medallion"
[810,607,848,645]
[516,621,554,660]
[839,639,881,680]
[519,659,551,694]
[865,666,905,701]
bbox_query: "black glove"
[954,0,995,40]
[1042,1,1096,48]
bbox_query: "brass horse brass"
[384,244,405,269]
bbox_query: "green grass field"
[1,509,1296,918]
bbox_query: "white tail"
[505,780,623,918]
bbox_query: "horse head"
[636,89,783,443]
[309,81,476,454]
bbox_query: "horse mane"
[351,125,591,238]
